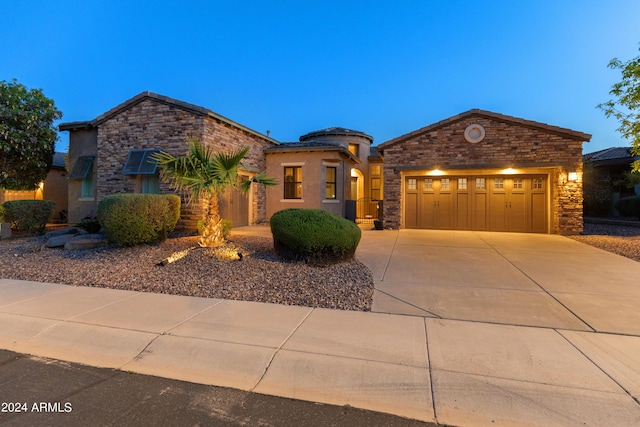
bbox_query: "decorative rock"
[45,234,78,248]
[45,227,86,239]
[0,223,11,240]
[63,234,109,250]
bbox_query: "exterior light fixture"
[429,169,445,176]
[568,172,578,181]
[501,168,516,175]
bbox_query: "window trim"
[325,166,337,200]
[283,166,303,200]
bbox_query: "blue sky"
[2,1,640,154]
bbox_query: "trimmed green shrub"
[270,208,361,265]
[3,200,56,234]
[0,204,5,223]
[97,194,180,246]
[615,195,640,219]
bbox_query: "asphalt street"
[0,350,433,427]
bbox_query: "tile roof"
[59,92,278,144]
[264,141,360,163]
[300,127,373,143]
[583,146,639,166]
[378,109,592,150]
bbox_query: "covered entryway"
[405,175,547,233]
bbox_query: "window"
[122,149,160,175]
[441,178,450,191]
[69,156,95,199]
[325,166,337,199]
[371,177,381,200]
[513,178,523,189]
[348,143,359,158]
[284,166,302,199]
[371,165,381,175]
[407,178,417,190]
[494,178,504,189]
[458,178,468,190]
[141,175,160,194]
[533,178,544,189]
[476,178,486,190]
[81,162,94,198]
[424,178,433,190]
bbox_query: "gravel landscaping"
[569,222,640,262]
[0,233,374,311]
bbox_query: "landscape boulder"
[63,234,109,250]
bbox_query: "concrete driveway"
[359,228,640,335]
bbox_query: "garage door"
[405,176,547,233]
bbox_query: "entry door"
[218,177,249,226]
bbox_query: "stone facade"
[378,110,590,234]
[62,92,276,230]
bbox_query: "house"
[377,109,591,234]
[583,147,640,189]
[582,147,640,217]
[0,152,68,222]
[59,92,278,228]
[61,94,591,235]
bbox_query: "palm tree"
[152,139,276,247]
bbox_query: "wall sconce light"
[567,172,578,182]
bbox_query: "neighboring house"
[584,147,640,192]
[0,152,68,222]
[264,127,382,221]
[60,94,591,235]
[59,92,278,228]
[377,109,591,235]
[583,147,640,217]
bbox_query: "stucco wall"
[381,114,585,234]
[67,128,98,224]
[265,151,350,220]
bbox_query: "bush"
[270,208,361,265]
[0,204,5,223]
[97,194,180,246]
[3,200,56,234]
[615,196,640,219]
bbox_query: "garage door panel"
[456,193,469,229]
[509,191,527,232]
[406,192,418,228]
[531,192,546,233]
[474,193,487,230]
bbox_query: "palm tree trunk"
[199,194,225,247]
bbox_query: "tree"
[0,79,62,190]
[598,46,640,172]
[153,140,276,247]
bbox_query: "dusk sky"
[3,1,640,154]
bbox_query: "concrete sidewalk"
[1,227,640,426]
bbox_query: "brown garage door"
[405,176,547,233]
